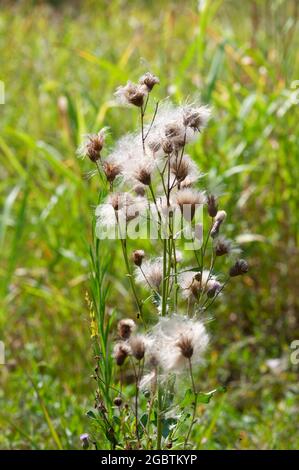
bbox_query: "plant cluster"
[78,73,248,450]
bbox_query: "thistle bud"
[229,259,248,277]
[206,280,222,298]
[113,396,123,407]
[117,318,136,340]
[139,72,159,91]
[113,343,131,366]
[132,249,145,267]
[207,195,218,218]
[215,238,231,256]
[80,433,90,450]
[211,210,227,238]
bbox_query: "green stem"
[161,237,168,316]
[120,238,143,321]
[185,358,198,448]
[157,384,163,450]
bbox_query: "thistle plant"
[78,72,248,450]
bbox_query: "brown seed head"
[162,139,174,155]
[113,342,131,366]
[136,167,151,186]
[85,130,106,162]
[117,318,136,340]
[176,335,194,359]
[130,335,146,361]
[115,81,148,107]
[102,160,121,183]
[139,72,159,91]
[132,249,145,267]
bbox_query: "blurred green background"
[0,0,299,449]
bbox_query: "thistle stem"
[157,384,163,450]
[120,238,143,321]
[185,358,198,448]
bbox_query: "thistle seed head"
[176,335,194,359]
[102,159,122,183]
[139,72,159,91]
[183,105,211,131]
[130,335,146,361]
[113,342,131,366]
[78,128,107,162]
[176,188,207,221]
[132,249,145,267]
[162,138,174,155]
[115,81,148,107]
[117,318,136,340]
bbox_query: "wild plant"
[78,72,248,450]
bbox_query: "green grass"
[0,0,299,449]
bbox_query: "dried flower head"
[183,105,211,131]
[164,121,186,148]
[135,257,163,291]
[133,159,154,186]
[147,137,162,154]
[162,138,174,155]
[139,72,159,91]
[179,269,218,301]
[176,188,206,221]
[132,249,145,267]
[152,315,209,371]
[176,335,194,359]
[77,128,107,162]
[102,158,122,183]
[229,259,249,277]
[117,318,136,340]
[130,335,146,361]
[113,342,131,366]
[95,194,146,234]
[115,81,148,107]
[170,155,200,187]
